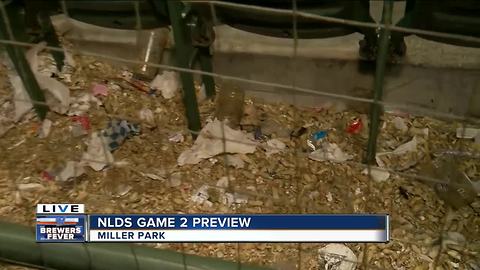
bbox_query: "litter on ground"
[177,119,257,165]
[150,71,180,99]
[309,142,353,162]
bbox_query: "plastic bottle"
[215,81,245,129]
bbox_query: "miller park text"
[97,231,166,240]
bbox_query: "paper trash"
[265,139,286,157]
[169,132,185,143]
[376,136,418,160]
[318,244,357,270]
[68,93,102,116]
[11,74,33,122]
[362,167,390,182]
[167,172,181,187]
[216,176,230,188]
[63,47,76,67]
[26,42,70,114]
[409,127,429,137]
[81,132,114,171]
[151,71,180,99]
[456,127,479,139]
[91,83,109,97]
[233,192,249,204]
[38,119,53,138]
[191,185,210,205]
[177,119,257,166]
[224,154,244,168]
[138,108,155,126]
[140,172,165,181]
[372,137,418,182]
[221,193,235,207]
[392,117,408,132]
[392,136,417,155]
[374,155,389,180]
[17,183,45,191]
[56,161,85,182]
[309,142,353,162]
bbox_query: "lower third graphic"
[36,215,86,242]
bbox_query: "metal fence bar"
[365,0,393,164]
[290,1,304,269]
[363,2,394,268]
[166,1,202,138]
[206,3,242,269]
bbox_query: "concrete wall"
[50,0,480,118]
[210,51,480,117]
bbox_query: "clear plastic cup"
[215,81,245,129]
[135,28,168,80]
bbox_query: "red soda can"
[41,171,54,181]
[71,115,91,131]
[346,117,363,134]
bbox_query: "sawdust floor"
[0,56,479,270]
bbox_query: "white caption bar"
[89,230,388,242]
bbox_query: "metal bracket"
[183,7,216,99]
[184,11,215,48]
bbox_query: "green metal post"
[0,3,48,120]
[365,0,393,164]
[198,47,216,98]
[167,1,202,138]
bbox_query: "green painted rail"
[0,222,272,270]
